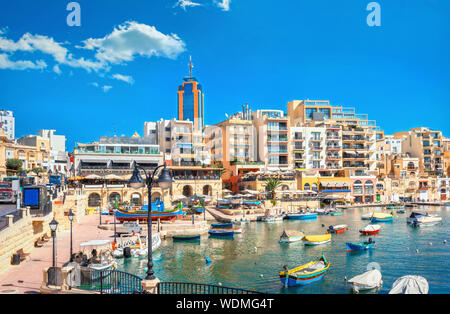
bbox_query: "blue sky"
[0,0,449,150]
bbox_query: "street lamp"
[68,209,75,262]
[49,219,59,267]
[128,164,173,280]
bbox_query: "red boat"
[327,224,347,234]
[359,224,381,235]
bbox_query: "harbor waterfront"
[116,206,449,294]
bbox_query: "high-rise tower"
[177,56,204,131]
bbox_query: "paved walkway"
[0,214,114,294]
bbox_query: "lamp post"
[49,219,59,267]
[68,209,74,262]
[128,164,173,280]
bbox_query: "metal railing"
[156,282,263,295]
[0,216,8,232]
[78,269,143,294]
[12,210,23,223]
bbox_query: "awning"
[81,160,108,164]
[321,181,350,188]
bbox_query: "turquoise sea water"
[117,206,449,294]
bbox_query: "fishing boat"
[407,212,439,224]
[191,201,205,214]
[243,200,262,209]
[361,213,373,220]
[279,230,305,243]
[389,275,429,294]
[216,200,232,209]
[346,239,375,251]
[303,234,332,246]
[327,224,348,234]
[286,212,318,220]
[359,224,381,235]
[214,227,242,234]
[314,209,329,215]
[261,216,275,223]
[114,201,183,222]
[387,204,405,210]
[112,234,161,258]
[208,229,234,237]
[411,215,442,227]
[279,254,330,287]
[371,212,393,222]
[211,222,233,229]
[330,211,343,216]
[273,215,284,222]
[173,234,201,241]
[348,269,382,293]
[79,240,116,273]
[397,208,406,214]
[234,218,250,225]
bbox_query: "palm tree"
[264,178,281,200]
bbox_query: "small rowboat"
[303,234,332,246]
[371,213,393,222]
[359,224,381,235]
[279,230,305,243]
[361,213,373,220]
[327,224,348,234]
[213,227,242,234]
[211,223,233,229]
[286,213,317,220]
[279,255,330,287]
[173,235,201,241]
[330,211,343,216]
[208,229,234,236]
[261,216,275,223]
[397,209,406,214]
[348,269,382,293]
[346,240,375,251]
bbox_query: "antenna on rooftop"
[188,56,193,79]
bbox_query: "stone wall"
[0,191,87,276]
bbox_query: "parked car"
[0,182,16,204]
[115,222,142,235]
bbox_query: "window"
[304,183,310,190]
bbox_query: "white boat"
[79,239,117,272]
[406,212,438,224]
[261,216,275,223]
[361,213,373,220]
[279,230,305,243]
[112,234,161,258]
[389,275,429,294]
[359,224,381,235]
[273,216,284,222]
[314,209,329,215]
[412,215,442,227]
[348,269,382,293]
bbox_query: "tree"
[6,159,22,171]
[264,178,281,200]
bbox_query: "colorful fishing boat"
[191,201,205,213]
[330,211,343,216]
[208,229,234,237]
[286,212,318,220]
[359,224,381,235]
[211,222,233,229]
[279,255,330,287]
[243,200,262,209]
[303,234,332,246]
[346,239,375,251]
[114,201,183,222]
[327,224,348,234]
[279,230,305,243]
[173,234,201,241]
[371,212,393,222]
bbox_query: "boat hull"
[304,239,331,246]
[279,258,330,287]
[359,230,380,235]
[173,235,201,241]
[346,242,374,251]
[371,217,393,223]
[287,214,317,220]
[280,272,327,286]
[211,223,233,229]
[279,236,305,243]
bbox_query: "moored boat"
[371,212,393,222]
[407,212,439,224]
[286,212,317,220]
[208,229,234,237]
[327,224,348,234]
[411,215,442,227]
[348,269,382,293]
[303,234,332,246]
[114,201,183,222]
[279,255,330,287]
[361,213,373,220]
[211,222,233,229]
[213,227,242,234]
[330,211,343,216]
[173,234,201,241]
[359,224,381,235]
[346,239,375,251]
[389,275,429,294]
[279,230,305,243]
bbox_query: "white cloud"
[0,53,46,70]
[174,0,202,10]
[53,64,61,74]
[217,0,231,11]
[112,73,134,84]
[78,21,186,64]
[102,85,112,92]
[90,82,99,87]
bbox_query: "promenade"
[0,214,112,294]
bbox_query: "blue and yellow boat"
[371,212,394,222]
[279,255,330,287]
[115,201,183,222]
[346,240,375,251]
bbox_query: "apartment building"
[155,118,210,167]
[0,110,15,140]
[38,130,70,174]
[287,100,378,176]
[74,134,163,175]
[399,127,444,175]
[253,109,291,171]
[16,134,51,170]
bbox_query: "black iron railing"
[156,282,263,295]
[0,216,8,232]
[12,210,23,223]
[78,269,143,294]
